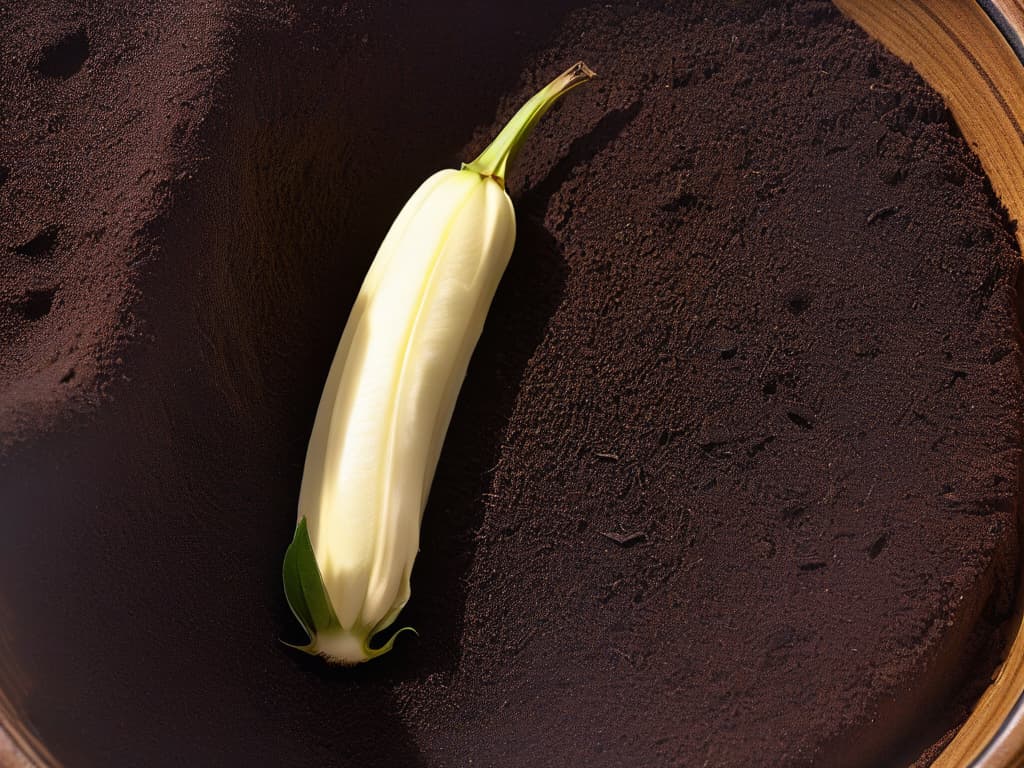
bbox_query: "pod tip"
[571,61,597,80]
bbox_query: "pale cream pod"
[283,62,595,664]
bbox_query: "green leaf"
[282,518,340,643]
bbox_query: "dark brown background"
[1,1,1021,766]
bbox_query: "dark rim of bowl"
[970,2,1024,763]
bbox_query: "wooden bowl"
[3,2,1024,766]
[833,3,1024,764]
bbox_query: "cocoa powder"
[0,2,1020,767]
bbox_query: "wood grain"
[0,629,53,768]
[834,2,1024,765]
[0,730,33,768]
[0,693,50,768]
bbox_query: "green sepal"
[279,638,318,656]
[282,517,341,644]
[366,625,419,659]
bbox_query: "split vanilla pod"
[282,62,595,664]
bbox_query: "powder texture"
[0,2,1020,767]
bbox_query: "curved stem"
[462,61,595,188]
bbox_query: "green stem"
[462,61,596,188]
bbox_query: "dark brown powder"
[0,2,1020,767]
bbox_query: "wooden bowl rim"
[833,1,1024,765]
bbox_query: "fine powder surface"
[0,2,1022,768]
